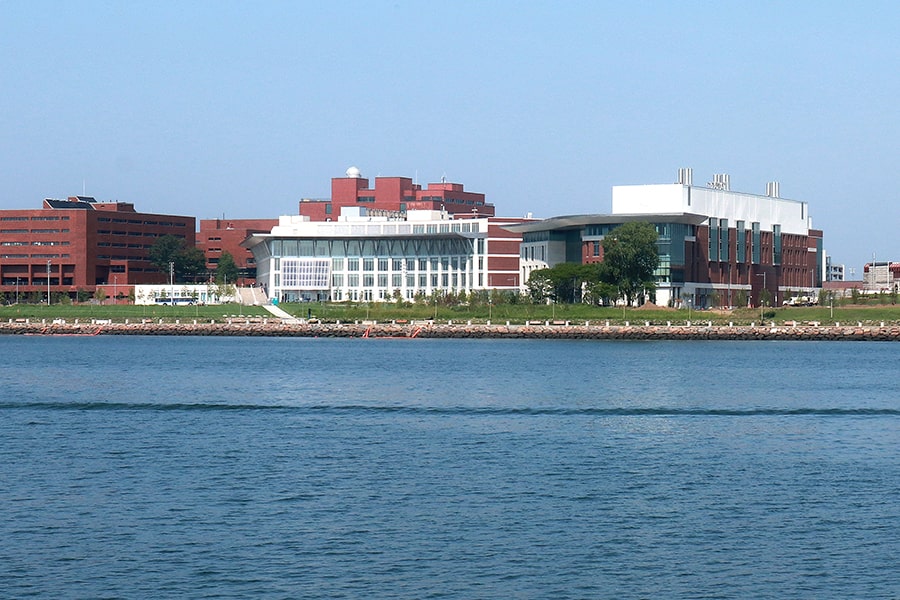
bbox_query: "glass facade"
[751,222,761,264]
[736,221,746,263]
[773,224,782,265]
[259,234,481,302]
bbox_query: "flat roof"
[504,212,708,233]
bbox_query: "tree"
[179,246,207,283]
[94,287,108,304]
[149,235,207,283]
[149,235,184,275]
[215,251,239,285]
[601,222,659,306]
[527,269,555,303]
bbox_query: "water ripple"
[2,400,898,417]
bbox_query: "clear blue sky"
[2,1,897,274]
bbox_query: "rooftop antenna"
[441,172,447,184]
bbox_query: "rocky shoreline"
[3,318,900,341]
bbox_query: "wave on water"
[2,401,899,417]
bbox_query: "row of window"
[267,236,479,259]
[97,230,158,236]
[330,257,473,272]
[97,217,186,226]
[0,254,71,259]
[1,216,70,221]
[2,241,71,246]
[331,273,469,289]
[0,229,70,234]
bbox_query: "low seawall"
[3,319,900,341]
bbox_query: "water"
[1,337,898,599]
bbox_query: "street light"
[113,275,118,305]
[46,260,51,306]
[756,272,767,321]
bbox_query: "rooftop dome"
[345,166,362,178]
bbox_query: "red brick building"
[297,167,495,222]
[197,218,278,286]
[0,196,194,302]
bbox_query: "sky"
[1,1,898,274]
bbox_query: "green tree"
[149,235,184,275]
[215,251,240,285]
[149,235,207,283]
[601,222,659,305]
[179,246,207,283]
[94,287,108,304]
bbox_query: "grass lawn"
[4,301,900,326]
[274,301,900,326]
[0,302,270,322]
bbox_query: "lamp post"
[113,275,118,305]
[169,261,174,306]
[15,277,19,304]
[756,272,767,321]
[46,260,51,306]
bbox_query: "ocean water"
[1,336,898,599]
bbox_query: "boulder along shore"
[3,319,900,341]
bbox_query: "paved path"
[261,303,298,321]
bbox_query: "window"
[333,258,344,271]
[392,259,403,271]
[363,258,374,271]
[719,219,728,262]
[751,222,761,264]
[348,258,359,271]
[378,258,389,271]
[736,221,746,263]
[592,241,600,257]
[773,224,782,265]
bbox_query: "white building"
[513,169,823,308]
[133,283,235,305]
[243,208,500,303]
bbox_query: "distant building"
[863,261,898,291]
[509,169,824,308]
[297,167,495,222]
[0,196,194,302]
[825,255,844,282]
[242,207,530,303]
[197,218,278,286]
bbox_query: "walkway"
[261,302,298,321]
